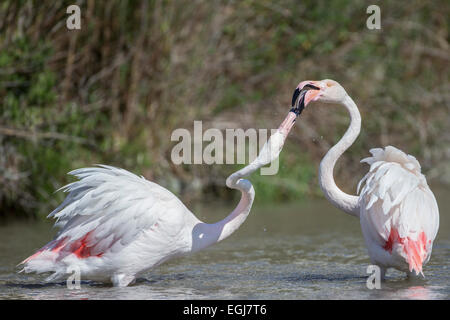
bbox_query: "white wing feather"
[358,146,439,273]
[27,165,197,265]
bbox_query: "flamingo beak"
[290,82,321,116]
[279,81,321,137]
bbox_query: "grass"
[0,0,448,218]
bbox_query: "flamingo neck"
[190,112,296,252]
[189,156,257,253]
[212,112,296,242]
[318,94,361,217]
[213,164,257,242]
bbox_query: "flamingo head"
[291,79,347,113]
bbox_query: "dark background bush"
[0,0,448,218]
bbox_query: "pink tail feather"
[384,228,428,275]
[403,232,428,276]
[20,237,67,265]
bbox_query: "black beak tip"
[291,88,300,107]
[290,84,320,116]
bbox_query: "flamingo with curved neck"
[19,103,309,286]
[293,79,439,279]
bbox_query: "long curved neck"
[319,94,361,217]
[190,112,297,252]
[189,155,258,253]
[213,164,257,241]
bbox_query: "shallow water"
[0,187,449,300]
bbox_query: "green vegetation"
[0,1,449,218]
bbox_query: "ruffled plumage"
[19,165,197,285]
[358,146,439,275]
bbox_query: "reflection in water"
[396,285,446,300]
[0,186,449,299]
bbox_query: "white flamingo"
[19,105,308,287]
[292,79,440,279]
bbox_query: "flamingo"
[291,79,440,279]
[18,99,312,287]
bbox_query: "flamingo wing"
[358,146,439,275]
[21,165,196,275]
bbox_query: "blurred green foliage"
[0,0,448,218]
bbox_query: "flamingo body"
[20,112,301,286]
[292,79,440,278]
[21,166,199,286]
[358,146,439,276]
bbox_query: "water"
[0,187,449,300]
